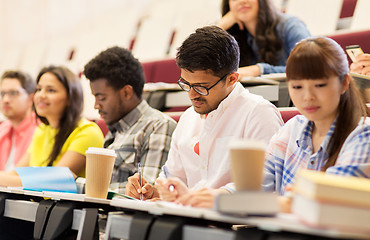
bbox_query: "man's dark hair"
[176,25,240,77]
[1,70,35,94]
[83,46,145,98]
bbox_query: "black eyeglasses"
[177,73,229,96]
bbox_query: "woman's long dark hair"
[221,0,282,67]
[286,37,370,171]
[35,66,83,166]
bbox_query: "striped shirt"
[105,100,177,193]
[263,115,370,196]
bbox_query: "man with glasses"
[126,26,283,207]
[0,70,37,171]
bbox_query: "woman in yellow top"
[0,66,104,186]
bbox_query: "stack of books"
[215,191,279,216]
[292,170,370,233]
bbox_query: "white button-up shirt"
[161,83,283,190]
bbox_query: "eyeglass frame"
[0,89,27,99]
[177,73,229,96]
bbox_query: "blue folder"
[15,167,77,193]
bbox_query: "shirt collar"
[296,117,337,154]
[108,100,148,133]
[204,82,245,119]
[7,112,36,134]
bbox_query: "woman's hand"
[350,53,370,76]
[238,65,262,78]
[155,177,189,201]
[175,188,229,208]
[217,11,244,31]
[278,196,292,213]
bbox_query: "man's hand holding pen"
[125,173,159,200]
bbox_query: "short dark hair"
[35,65,83,166]
[176,25,240,77]
[83,46,145,98]
[1,70,35,94]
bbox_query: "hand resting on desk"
[175,188,229,208]
[157,177,229,208]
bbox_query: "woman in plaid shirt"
[263,37,370,212]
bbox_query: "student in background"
[217,0,310,78]
[84,47,177,193]
[0,71,37,171]
[350,53,370,77]
[0,66,104,187]
[125,26,283,207]
[263,37,370,212]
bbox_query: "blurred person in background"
[0,70,37,171]
[218,0,311,78]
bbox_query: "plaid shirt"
[263,115,370,196]
[105,100,177,193]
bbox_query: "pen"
[162,165,175,192]
[138,162,143,200]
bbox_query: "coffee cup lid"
[85,147,117,157]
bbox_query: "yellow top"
[28,118,104,177]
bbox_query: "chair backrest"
[285,0,342,35]
[168,0,222,58]
[328,30,370,64]
[131,0,177,61]
[142,59,180,83]
[278,107,300,123]
[350,0,370,31]
[142,61,156,83]
[164,107,302,124]
[165,111,183,122]
[95,118,109,137]
[340,0,358,18]
[18,39,48,77]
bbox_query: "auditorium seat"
[340,0,357,18]
[95,118,109,137]
[131,0,176,61]
[285,0,342,35]
[91,105,370,139]
[142,59,180,83]
[350,0,370,31]
[142,61,156,83]
[328,30,370,64]
[278,107,301,123]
